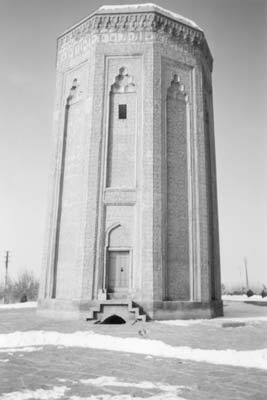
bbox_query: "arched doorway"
[104,224,131,299]
[107,250,130,296]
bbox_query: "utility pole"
[4,251,10,303]
[238,265,242,282]
[244,257,249,289]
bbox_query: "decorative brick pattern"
[166,76,190,300]
[107,87,137,188]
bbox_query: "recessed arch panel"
[166,75,190,301]
[106,67,137,188]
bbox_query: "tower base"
[148,300,223,320]
[37,298,223,321]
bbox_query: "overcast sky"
[0,0,266,288]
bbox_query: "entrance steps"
[86,299,146,323]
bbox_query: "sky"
[0,0,266,288]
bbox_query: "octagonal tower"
[38,4,223,321]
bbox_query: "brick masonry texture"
[167,81,189,301]
[38,4,222,320]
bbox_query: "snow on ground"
[0,302,37,310]
[157,319,205,327]
[61,376,189,400]
[1,296,265,309]
[0,376,189,400]
[222,295,267,302]
[0,346,43,353]
[0,386,69,400]
[69,393,187,400]
[0,330,266,370]
[79,376,189,393]
[157,316,267,327]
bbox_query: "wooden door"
[107,250,129,295]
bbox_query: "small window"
[118,104,127,119]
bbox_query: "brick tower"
[38,4,223,321]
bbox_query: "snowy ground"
[0,330,266,371]
[157,315,267,326]
[0,302,37,310]
[0,303,266,400]
[0,376,189,400]
[222,295,267,302]
[0,294,265,310]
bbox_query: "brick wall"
[107,92,136,188]
[166,86,190,300]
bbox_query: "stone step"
[86,300,146,323]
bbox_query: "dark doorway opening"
[101,314,126,324]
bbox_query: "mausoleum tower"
[38,4,223,321]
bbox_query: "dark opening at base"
[101,315,126,324]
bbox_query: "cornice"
[57,11,213,71]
